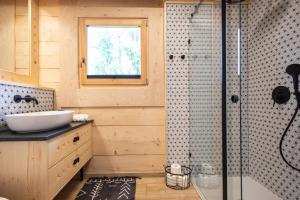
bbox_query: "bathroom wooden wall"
[14,0,30,75]
[39,0,166,175]
[0,1,15,72]
[0,0,30,74]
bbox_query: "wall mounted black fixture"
[286,64,300,102]
[73,136,80,143]
[273,64,300,172]
[231,95,239,103]
[272,86,291,106]
[14,95,39,106]
[73,157,80,165]
[168,55,186,60]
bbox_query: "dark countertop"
[0,121,93,141]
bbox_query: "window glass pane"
[87,26,141,77]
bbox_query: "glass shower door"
[188,2,223,200]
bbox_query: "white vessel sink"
[5,111,74,133]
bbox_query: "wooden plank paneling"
[39,42,60,55]
[15,68,30,75]
[39,0,60,16]
[0,0,15,72]
[86,155,165,174]
[16,55,30,68]
[40,55,60,68]
[15,5,29,76]
[79,108,165,126]
[93,126,165,155]
[15,2,30,75]
[27,142,49,200]
[38,1,60,89]
[16,42,30,55]
[40,69,60,83]
[0,141,49,200]
[15,15,29,41]
[39,16,60,42]
[0,142,29,200]
[69,87,165,107]
[0,0,39,85]
[16,0,28,15]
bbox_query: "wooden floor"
[55,177,201,200]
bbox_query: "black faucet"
[14,95,39,106]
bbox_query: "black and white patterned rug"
[75,177,137,200]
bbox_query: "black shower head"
[227,0,245,3]
[286,64,300,93]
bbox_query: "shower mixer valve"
[272,86,291,106]
[273,64,300,172]
[272,64,300,107]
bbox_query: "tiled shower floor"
[192,176,282,200]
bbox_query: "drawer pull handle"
[73,136,80,143]
[73,157,80,165]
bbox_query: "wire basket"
[165,165,192,190]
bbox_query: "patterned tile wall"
[247,0,300,199]
[166,4,195,166]
[0,82,54,127]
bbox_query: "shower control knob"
[231,95,239,103]
[272,86,291,106]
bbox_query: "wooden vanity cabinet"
[0,123,92,200]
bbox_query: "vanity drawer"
[76,140,93,170]
[48,124,91,168]
[48,141,92,199]
[77,124,92,147]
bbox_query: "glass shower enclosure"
[188,0,299,200]
[187,1,255,200]
[188,0,224,199]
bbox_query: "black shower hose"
[279,101,300,172]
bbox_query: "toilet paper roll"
[178,175,188,188]
[171,164,182,175]
[167,173,178,186]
